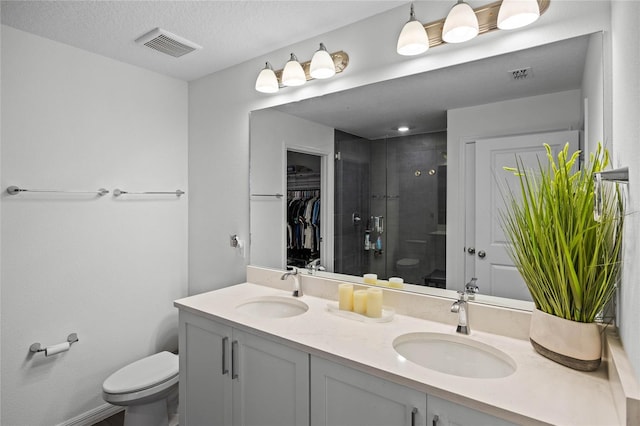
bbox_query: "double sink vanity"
[175,266,639,426]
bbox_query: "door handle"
[231,340,239,379]
[221,336,229,375]
[467,247,475,254]
[432,414,440,426]
[477,250,486,259]
[411,407,418,426]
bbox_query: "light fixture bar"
[273,51,349,86]
[423,0,549,48]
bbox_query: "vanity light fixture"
[442,0,479,44]
[310,43,336,79]
[255,62,279,93]
[497,0,540,30]
[282,53,306,87]
[396,3,429,56]
[254,46,350,94]
[396,0,550,55]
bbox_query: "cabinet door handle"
[411,407,418,426]
[432,414,440,426]
[221,336,229,375]
[231,340,239,379]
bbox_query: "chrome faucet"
[281,267,302,297]
[465,277,479,300]
[451,291,470,334]
[306,259,326,275]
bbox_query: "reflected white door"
[471,130,579,300]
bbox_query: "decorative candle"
[353,290,368,315]
[376,280,389,287]
[338,283,354,311]
[363,273,377,284]
[389,277,404,289]
[366,287,383,318]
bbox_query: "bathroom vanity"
[174,267,639,426]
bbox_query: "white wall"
[611,1,640,382]
[447,89,582,292]
[1,26,188,425]
[582,32,605,156]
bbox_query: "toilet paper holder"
[30,333,78,356]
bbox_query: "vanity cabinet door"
[232,329,310,426]
[427,395,517,426]
[179,311,309,426]
[310,355,427,426]
[179,311,233,426]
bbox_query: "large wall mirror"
[250,32,604,310]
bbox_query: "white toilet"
[102,351,179,426]
[396,257,420,283]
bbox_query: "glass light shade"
[255,63,279,93]
[442,1,479,44]
[397,19,429,56]
[310,44,335,79]
[497,0,540,30]
[282,53,306,87]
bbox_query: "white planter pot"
[529,308,602,371]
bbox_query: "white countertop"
[175,282,620,426]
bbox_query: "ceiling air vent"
[508,67,533,80]
[135,28,202,58]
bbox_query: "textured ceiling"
[1,0,405,81]
[275,35,590,139]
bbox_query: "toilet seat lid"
[397,258,419,267]
[103,351,178,394]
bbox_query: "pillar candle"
[338,283,354,311]
[363,273,377,284]
[389,277,404,289]
[366,287,383,318]
[353,290,368,315]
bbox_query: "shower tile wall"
[334,130,447,286]
[370,139,391,278]
[387,132,447,285]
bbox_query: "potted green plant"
[501,143,624,371]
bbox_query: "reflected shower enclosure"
[334,130,447,288]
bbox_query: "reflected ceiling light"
[397,126,410,132]
[255,62,279,94]
[397,3,429,56]
[497,0,540,30]
[442,0,479,44]
[282,53,306,87]
[310,43,336,79]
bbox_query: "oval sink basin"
[393,332,516,379]
[236,296,308,318]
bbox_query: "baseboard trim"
[57,403,124,426]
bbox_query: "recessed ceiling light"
[398,126,410,132]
